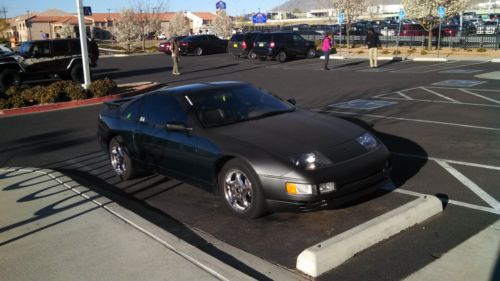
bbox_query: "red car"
[158,36,186,55]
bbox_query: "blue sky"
[1,0,283,18]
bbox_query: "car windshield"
[185,84,294,128]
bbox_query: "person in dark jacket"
[171,38,180,75]
[365,27,381,68]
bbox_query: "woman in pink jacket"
[322,32,334,70]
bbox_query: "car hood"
[209,109,368,163]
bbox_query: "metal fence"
[242,25,500,50]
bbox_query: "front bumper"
[259,146,391,212]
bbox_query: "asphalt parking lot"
[1,53,499,280]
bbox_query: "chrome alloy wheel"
[110,142,126,175]
[224,169,253,212]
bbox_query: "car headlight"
[356,132,378,151]
[289,151,332,170]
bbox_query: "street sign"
[83,6,92,16]
[216,1,226,10]
[338,12,344,24]
[252,12,267,24]
[399,9,405,20]
[438,6,445,18]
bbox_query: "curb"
[296,195,444,277]
[0,82,165,117]
[100,52,163,58]
[492,59,500,63]
[412,57,448,62]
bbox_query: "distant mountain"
[272,0,485,12]
[272,0,403,12]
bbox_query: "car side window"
[293,34,304,42]
[142,94,188,126]
[31,42,51,57]
[120,99,142,121]
[52,40,71,56]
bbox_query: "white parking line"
[392,152,500,171]
[435,160,500,210]
[459,89,500,104]
[373,96,500,108]
[420,87,460,103]
[313,109,500,131]
[384,186,500,215]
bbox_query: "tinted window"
[207,35,219,40]
[70,40,81,53]
[19,42,32,56]
[293,34,304,41]
[230,34,245,41]
[120,99,142,121]
[31,41,51,56]
[52,40,71,56]
[186,85,294,128]
[256,33,271,43]
[142,94,188,126]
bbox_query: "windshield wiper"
[247,108,295,121]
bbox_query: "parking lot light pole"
[76,0,91,89]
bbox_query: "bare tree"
[134,1,164,51]
[213,9,234,39]
[334,0,368,48]
[60,24,73,38]
[113,9,141,53]
[0,19,10,38]
[166,12,190,37]
[403,0,470,50]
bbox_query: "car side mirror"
[166,122,193,133]
[287,98,297,106]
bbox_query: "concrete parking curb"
[412,57,448,62]
[0,82,165,117]
[296,195,444,277]
[492,58,500,63]
[320,55,346,60]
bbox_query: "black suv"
[228,32,260,59]
[252,32,316,63]
[0,38,99,92]
[179,35,228,56]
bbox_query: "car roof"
[152,81,250,96]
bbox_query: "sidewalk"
[0,168,255,281]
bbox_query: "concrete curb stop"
[320,55,346,60]
[491,58,500,63]
[412,57,448,62]
[296,195,444,277]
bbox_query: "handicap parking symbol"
[432,80,486,87]
[329,99,397,110]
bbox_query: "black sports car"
[98,82,391,218]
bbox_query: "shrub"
[88,78,117,98]
[47,80,87,101]
[477,48,487,53]
[0,98,7,109]
[381,49,390,55]
[420,50,428,55]
[392,50,401,55]
[7,93,26,108]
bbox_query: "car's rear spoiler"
[103,97,135,109]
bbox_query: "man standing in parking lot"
[366,27,381,68]
[322,32,334,70]
[171,38,181,75]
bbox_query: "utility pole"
[0,7,7,20]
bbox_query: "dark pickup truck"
[179,35,228,56]
[0,38,99,92]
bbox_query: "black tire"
[70,63,84,83]
[0,69,22,92]
[108,136,138,181]
[194,47,203,56]
[218,159,266,219]
[306,48,317,59]
[248,49,257,60]
[277,51,287,63]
